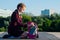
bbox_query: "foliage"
[0,13,60,32]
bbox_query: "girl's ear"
[18,7,21,10]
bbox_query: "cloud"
[0,9,12,17]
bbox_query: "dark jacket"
[8,9,25,37]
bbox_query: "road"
[0,32,60,40]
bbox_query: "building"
[41,9,54,17]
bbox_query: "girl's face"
[18,6,26,13]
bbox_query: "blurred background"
[0,0,60,32]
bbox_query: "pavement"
[0,32,60,40]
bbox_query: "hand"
[31,22,35,26]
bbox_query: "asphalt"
[0,32,60,40]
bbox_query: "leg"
[20,31,27,38]
[3,34,11,38]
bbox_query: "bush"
[0,27,6,32]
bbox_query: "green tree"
[22,13,32,23]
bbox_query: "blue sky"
[0,0,60,16]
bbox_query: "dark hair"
[17,3,26,9]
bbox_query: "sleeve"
[23,23,27,28]
[15,12,24,27]
[16,14,27,27]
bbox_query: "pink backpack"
[27,22,37,39]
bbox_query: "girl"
[8,3,26,37]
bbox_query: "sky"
[0,0,60,16]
